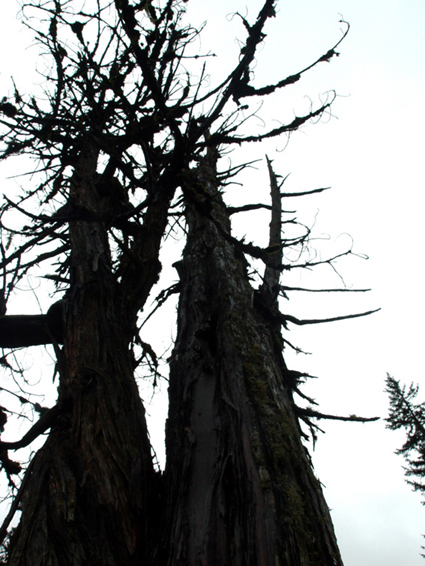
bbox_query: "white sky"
[1,1,425,564]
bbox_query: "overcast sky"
[1,1,425,564]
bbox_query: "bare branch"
[280,187,331,197]
[258,155,283,302]
[0,405,60,451]
[228,203,271,214]
[280,285,371,293]
[296,406,379,423]
[233,20,350,102]
[283,308,380,326]
[213,98,335,145]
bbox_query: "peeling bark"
[162,152,343,565]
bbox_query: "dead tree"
[0,1,376,564]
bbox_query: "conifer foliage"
[386,375,425,498]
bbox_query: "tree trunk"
[7,145,157,566]
[162,151,343,565]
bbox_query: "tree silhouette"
[386,375,425,558]
[0,1,377,564]
[386,375,425,498]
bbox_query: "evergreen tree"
[386,375,425,558]
[386,375,425,499]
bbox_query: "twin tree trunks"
[0,0,358,564]
[4,149,343,566]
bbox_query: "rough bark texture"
[163,152,343,565]
[7,146,157,566]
